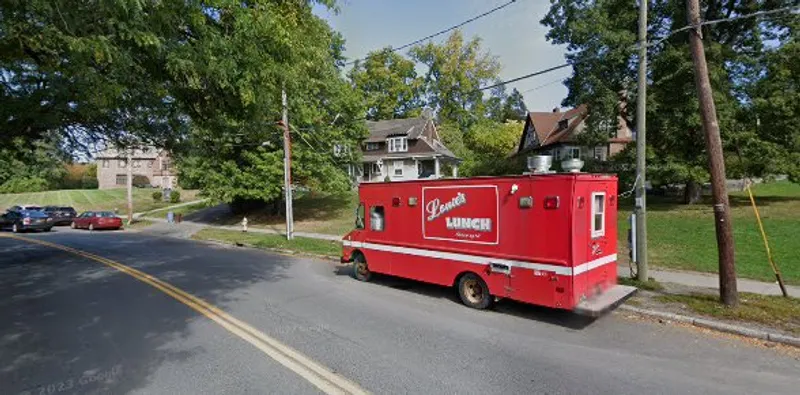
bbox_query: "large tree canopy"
[541,0,800,196]
[348,48,424,120]
[2,0,366,202]
[410,30,501,129]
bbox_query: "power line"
[476,5,800,93]
[346,0,520,66]
[520,77,568,94]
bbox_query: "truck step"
[574,285,638,317]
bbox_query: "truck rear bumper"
[574,285,637,317]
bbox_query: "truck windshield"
[355,203,365,229]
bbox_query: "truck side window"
[591,192,606,238]
[370,206,385,231]
[355,203,365,229]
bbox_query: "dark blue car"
[0,209,54,233]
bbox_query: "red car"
[71,211,124,231]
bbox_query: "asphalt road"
[1,229,798,394]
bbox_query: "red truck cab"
[342,173,636,315]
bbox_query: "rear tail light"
[23,218,31,225]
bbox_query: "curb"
[619,305,800,348]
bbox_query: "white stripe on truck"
[342,240,616,277]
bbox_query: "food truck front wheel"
[457,273,492,310]
[352,254,372,282]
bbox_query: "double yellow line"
[2,234,368,395]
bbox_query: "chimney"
[421,107,434,120]
[552,107,560,113]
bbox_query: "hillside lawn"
[0,189,199,214]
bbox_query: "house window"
[593,146,606,160]
[365,142,380,151]
[115,174,127,185]
[591,192,606,238]
[162,159,171,171]
[102,160,110,168]
[369,206,385,231]
[569,147,581,159]
[393,160,404,177]
[119,159,127,168]
[387,137,408,153]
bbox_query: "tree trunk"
[684,181,702,204]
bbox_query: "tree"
[500,88,528,121]
[348,48,424,120]
[410,30,501,128]
[541,0,799,203]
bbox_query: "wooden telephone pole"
[281,88,294,240]
[686,0,738,306]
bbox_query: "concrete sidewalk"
[617,265,799,297]
[140,219,798,298]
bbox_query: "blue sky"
[314,0,572,112]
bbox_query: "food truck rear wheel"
[352,254,372,282]
[458,273,492,309]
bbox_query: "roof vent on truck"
[526,155,555,174]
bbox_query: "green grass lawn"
[192,228,341,257]
[0,189,199,214]
[656,292,800,334]
[618,181,800,284]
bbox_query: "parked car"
[7,204,43,212]
[43,206,78,226]
[71,211,124,231]
[0,210,53,233]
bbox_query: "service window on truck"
[370,206,385,231]
[591,192,605,238]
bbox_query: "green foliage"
[410,30,501,129]
[0,135,68,190]
[169,190,181,203]
[152,191,163,202]
[348,48,424,120]
[439,120,525,177]
[540,0,799,189]
[0,177,49,193]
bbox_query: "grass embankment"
[125,219,154,229]
[656,292,800,335]
[0,189,199,214]
[618,181,800,284]
[192,228,341,257]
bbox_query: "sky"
[313,0,572,113]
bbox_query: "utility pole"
[281,88,294,240]
[126,149,133,225]
[687,0,738,306]
[634,0,648,282]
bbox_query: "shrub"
[152,191,163,202]
[169,190,181,203]
[0,177,49,193]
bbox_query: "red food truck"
[341,171,636,316]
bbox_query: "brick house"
[353,116,460,183]
[95,147,178,190]
[516,101,634,161]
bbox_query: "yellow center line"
[1,234,368,395]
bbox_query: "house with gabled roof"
[516,100,634,162]
[354,114,460,183]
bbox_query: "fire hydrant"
[241,217,248,233]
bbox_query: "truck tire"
[457,273,492,310]
[352,254,372,282]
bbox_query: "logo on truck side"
[422,185,499,245]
